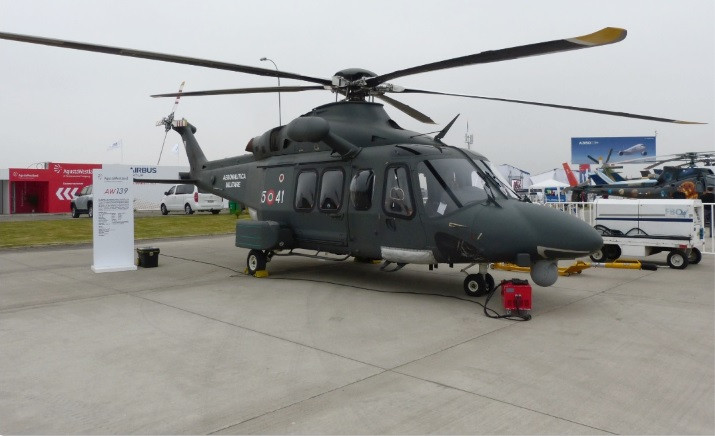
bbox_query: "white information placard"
[91,166,137,273]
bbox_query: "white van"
[160,184,223,215]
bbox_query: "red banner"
[10,162,101,213]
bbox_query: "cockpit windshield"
[416,156,517,217]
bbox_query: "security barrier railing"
[542,201,714,255]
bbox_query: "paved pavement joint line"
[207,371,388,435]
[132,292,387,371]
[391,369,618,435]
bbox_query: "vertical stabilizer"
[171,119,207,178]
[562,162,579,187]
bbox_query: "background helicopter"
[0,27,704,295]
[567,151,715,200]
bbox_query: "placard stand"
[91,166,137,273]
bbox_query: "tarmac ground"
[1,234,713,434]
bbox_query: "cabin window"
[319,169,344,212]
[295,171,318,210]
[350,169,374,211]
[383,166,414,218]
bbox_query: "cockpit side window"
[383,165,414,218]
[417,159,489,216]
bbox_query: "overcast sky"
[1,0,713,174]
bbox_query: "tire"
[160,204,168,215]
[590,248,606,262]
[688,248,702,265]
[71,204,79,218]
[667,250,689,269]
[602,244,621,261]
[464,273,494,297]
[484,273,495,293]
[184,203,194,215]
[211,210,220,215]
[87,203,93,218]
[464,274,485,297]
[247,249,267,275]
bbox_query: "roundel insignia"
[278,173,285,183]
[266,189,276,205]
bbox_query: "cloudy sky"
[1,0,712,174]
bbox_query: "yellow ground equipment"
[491,259,657,277]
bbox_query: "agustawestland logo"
[14,173,40,178]
[63,168,93,175]
[53,164,62,174]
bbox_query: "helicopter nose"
[471,201,602,262]
[528,204,602,259]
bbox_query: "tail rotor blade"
[157,81,185,164]
[168,80,186,128]
[157,130,170,165]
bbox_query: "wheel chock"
[243,267,270,277]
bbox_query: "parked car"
[70,185,93,218]
[161,184,223,215]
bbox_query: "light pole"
[260,57,282,126]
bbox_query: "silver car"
[70,185,93,218]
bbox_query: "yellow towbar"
[491,259,657,277]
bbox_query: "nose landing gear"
[463,263,494,297]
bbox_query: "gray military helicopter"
[0,28,701,295]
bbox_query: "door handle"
[329,213,344,219]
[385,217,396,231]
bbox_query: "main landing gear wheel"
[247,249,267,275]
[667,250,689,269]
[464,273,495,297]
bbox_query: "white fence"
[543,201,714,255]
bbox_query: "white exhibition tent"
[527,179,570,203]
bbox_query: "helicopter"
[566,151,715,201]
[0,27,703,296]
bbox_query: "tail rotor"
[156,81,185,164]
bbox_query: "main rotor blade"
[152,85,325,98]
[375,94,436,124]
[0,31,332,86]
[398,89,706,124]
[367,27,628,86]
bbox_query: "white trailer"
[590,199,705,269]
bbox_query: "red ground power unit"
[501,279,532,312]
